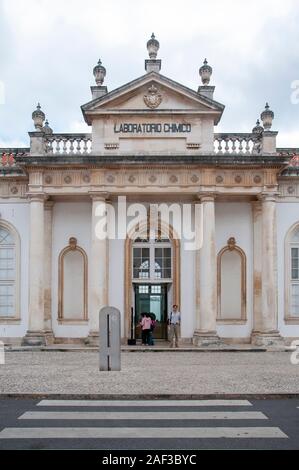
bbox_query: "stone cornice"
[15,154,289,169]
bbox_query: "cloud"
[277,130,299,148]
[0,0,298,147]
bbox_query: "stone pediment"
[81,72,224,125]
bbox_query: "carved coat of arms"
[144,84,162,109]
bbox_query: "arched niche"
[217,237,247,323]
[58,237,88,322]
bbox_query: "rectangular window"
[151,285,161,294]
[291,247,299,280]
[0,284,15,317]
[133,247,150,279]
[138,285,149,294]
[0,247,15,281]
[155,247,171,279]
[291,284,299,317]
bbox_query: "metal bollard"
[99,306,121,371]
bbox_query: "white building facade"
[1,35,299,347]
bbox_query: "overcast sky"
[0,0,298,148]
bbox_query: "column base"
[193,330,221,347]
[251,331,285,348]
[22,331,46,346]
[44,330,55,346]
[85,332,99,347]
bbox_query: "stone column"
[193,194,219,346]
[22,194,47,346]
[87,193,109,345]
[251,201,262,334]
[252,194,283,346]
[44,200,54,344]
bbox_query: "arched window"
[217,237,246,323]
[0,222,20,321]
[58,237,88,322]
[285,224,299,322]
[132,236,172,281]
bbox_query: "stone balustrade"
[214,133,262,155]
[44,133,92,155]
[277,148,299,158]
[0,149,28,166]
[2,141,298,164]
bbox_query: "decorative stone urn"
[260,103,274,130]
[146,33,160,59]
[252,119,264,134]
[43,119,53,135]
[32,103,45,130]
[199,59,212,85]
[93,59,106,85]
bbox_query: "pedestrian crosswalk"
[36,399,253,407]
[0,426,286,439]
[0,399,288,441]
[19,411,267,420]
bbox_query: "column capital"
[45,200,54,210]
[27,192,48,203]
[196,192,216,202]
[89,191,109,202]
[257,192,279,203]
[251,199,262,209]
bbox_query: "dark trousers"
[148,330,154,345]
[142,329,151,345]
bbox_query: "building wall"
[277,201,299,337]
[1,198,299,341]
[0,201,29,339]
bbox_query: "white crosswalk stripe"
[18,411,267,420]
[37,399,252,407]
[0,399,289,441]
[0,426,288,439]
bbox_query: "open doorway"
[134,284,168,339]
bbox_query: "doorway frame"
[134,283,168,340]
[124,220,180,339]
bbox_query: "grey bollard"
[99,306,121,371]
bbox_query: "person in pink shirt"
[140,312,152,345]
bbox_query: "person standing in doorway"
[140,312,152,346]
[168,304,181,348]
[148,312,157,346]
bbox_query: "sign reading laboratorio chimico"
[114,123,192,133]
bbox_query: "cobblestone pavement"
[0,351,298,395]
